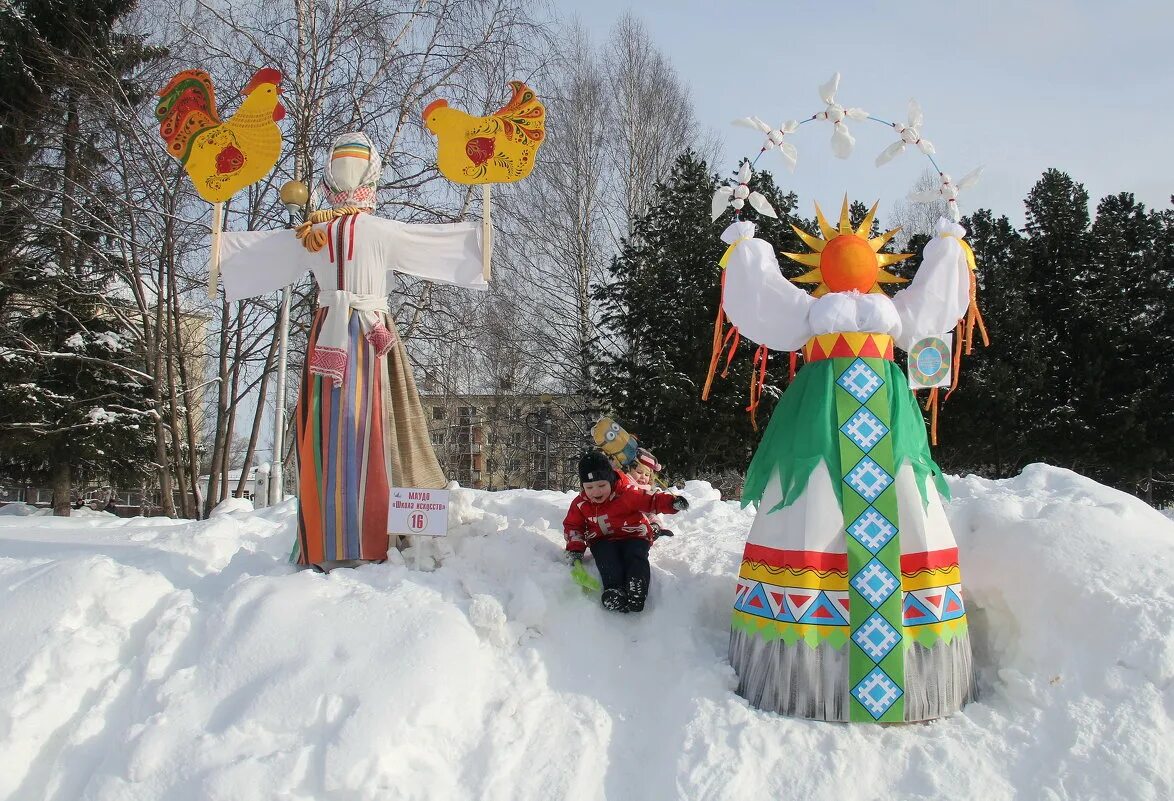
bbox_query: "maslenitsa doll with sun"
[707,74,988,723]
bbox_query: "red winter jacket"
[563,474,678,554]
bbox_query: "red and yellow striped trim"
[742,544,847,572]
[739,561,849,590]
[739,544,848,591]
[803,332,894,362]
[901,548,962,590]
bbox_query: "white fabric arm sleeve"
[720,223,815,352]
[219,229,311,301]
[891,218,972,352]
[372,217,488,290]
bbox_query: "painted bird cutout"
[424,81,545,184]
[155,67,286,203]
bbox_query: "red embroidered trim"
[309,346,347,387]
[366,322,396,357]
[321,185,376,209]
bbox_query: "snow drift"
[0,465,1171,801]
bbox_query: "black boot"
[626,577,648,612]
[601,588,629,613]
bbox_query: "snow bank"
[0,465,1170,801]
[0,504,118,519]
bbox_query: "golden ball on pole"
[279,179,309,214]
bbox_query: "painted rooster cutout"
[155,68,286,203]
[424,81,545,183]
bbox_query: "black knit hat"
[578,449,617,484]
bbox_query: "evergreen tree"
[1143,201,1174,504]
[933,209,1034,477]
[934,179,1173,505]
[593,152,802,478]
[0,0,158,513]
[1020,169,1092,463]
[1069,193,1170,500]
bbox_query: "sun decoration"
[784,197,910,297]
[704,74,990,446]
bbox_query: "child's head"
[578,449,617,503]
[628,448,661,487]
[628,462,653,486]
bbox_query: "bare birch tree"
[601,13,715,242]
[500,14,716,393]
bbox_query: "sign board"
[907,334,953,389]
[388,487,451,537]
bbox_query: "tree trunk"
[148,287,175,517]
[237,329,280,496]
[168,269,202,518]
[222,307,244,496]
[204,295,232,517]
[50,94,80,519]
[51,460,72,517]
[164,293,190,517]
[163,244,195,518]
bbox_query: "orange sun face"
[784,197,911,297]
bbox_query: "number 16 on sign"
[388,487,451,537]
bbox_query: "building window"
[432,406,445,420]
[431,431,445,445]
[511,432,522,446]
[458,406,473,417]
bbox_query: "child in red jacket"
[564,449,688,613]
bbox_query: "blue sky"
[563,0,1173,226]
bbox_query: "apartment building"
[419,391,596,491]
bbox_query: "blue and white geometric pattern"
[846,457,893,502]
[840,407,889,452]
[836,358,883,403]
[847,508,898,554]
[851,559,900,608]
[852,667,904,719]
[852,612,901,662]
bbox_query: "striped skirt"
[294,308,446,565]
[730,355,977,722]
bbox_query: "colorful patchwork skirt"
[730,341,977,722]
[293,309,446,566]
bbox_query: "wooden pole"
[208,201,223,299]
[481,184,492,282]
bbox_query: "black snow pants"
[588,538,651,592]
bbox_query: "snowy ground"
[0,465,1171,801]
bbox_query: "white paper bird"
[812,73,868,159]
[711,161,778,222]
[876,99,936,167]
[908,166,984,221]
[732,115,800,171]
